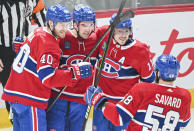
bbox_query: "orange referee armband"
[33,0,44,13]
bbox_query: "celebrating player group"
[0,1,191,131]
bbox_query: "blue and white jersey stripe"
[116,104,134,125]
[20,54,56,84]
[24,56,38,77]
[38,65,55,83]
[140,71,155,82]
[103,93,124,101]
[3,88,48,103]
[51,88,84,99]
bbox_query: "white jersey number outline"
[13,44,30,73]
[123,95,133,105]
[143,104,180,131]
[40,54,53,65]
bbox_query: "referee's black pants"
[0,46,15,115]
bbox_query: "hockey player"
[46,5,99,131]
[84,54,191,131]
[1,4,93,131]
[91,13,156,131]
[0,0,46,123]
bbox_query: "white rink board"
[133,11,194,90]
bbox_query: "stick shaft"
[21,0,29,38]
[81,0,127,130]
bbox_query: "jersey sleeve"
[137,43,155,83]
[102,102,122,126]
[180,90,191,128]
[32,0,46,27]
[96,25,109,40]
[103,84,142,126]
[35,37,73,88]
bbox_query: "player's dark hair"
[155,70,159,83]
[155,69,176,83]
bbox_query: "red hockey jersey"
[51,29,100,104]
[98,25,155,103]
[103,82,191,130]
[2,27,74,109]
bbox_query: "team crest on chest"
[64,41,71,49]
[100,58,120,78]
[66,54,90,65]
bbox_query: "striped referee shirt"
[0,0,46,47]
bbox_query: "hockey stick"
[21,0,29,38]
[83,9,134,61]
[81,0,128,130]
[81,25,116,131]
[46,9,134,113]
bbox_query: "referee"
[0,0,46,123]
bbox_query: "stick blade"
[121,10,135,20]
[113,10,135,27]
[119,10,135,23]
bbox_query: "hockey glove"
[12,37,24,53]
[84,86,107,110]
[70,62,93,80]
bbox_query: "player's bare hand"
[0,59,4,72]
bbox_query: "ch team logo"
[101,58,120,78]
[66,54,90,65]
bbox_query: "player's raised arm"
[138,44,155,83]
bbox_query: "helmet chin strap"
[48,22,57,38]
[51,29,57,38]
[76,28,83,40]
[52,22,58,38]
[113,36,119,45]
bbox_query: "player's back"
[126,82,191,131]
